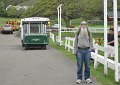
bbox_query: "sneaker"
[85,79,92,83]
[76,79,82,84]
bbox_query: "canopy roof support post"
[113,0,119,82]
[104,0,108,76]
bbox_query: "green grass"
[50,17,120,28]
[50,18,105,28]
[0,17,20,27]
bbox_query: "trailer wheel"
[43,45,46,50]
[25,45,29,50]
[22,43,25,47]
[22,41,25,47]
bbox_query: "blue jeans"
[76,49,91,80]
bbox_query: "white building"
[6,5,32,10]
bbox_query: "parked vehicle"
[6,20,20,31]
[20,17,50,50]
[1,24,13,34]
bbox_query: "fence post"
[56,36,58,43]
[53,34,54,42]
[72,38,75,53]
[94,46,99,69]
[65,37,67,49]
[68,37,70,52]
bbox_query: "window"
[23,24,28,34]
[30,23,39,34]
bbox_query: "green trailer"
[20,17,50,50]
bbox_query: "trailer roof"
[21,17,50,22]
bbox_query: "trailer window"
[30,23,39,34]
[23,24,28,34]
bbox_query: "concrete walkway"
[0,33,101,85]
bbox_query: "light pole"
[57,4,62,46]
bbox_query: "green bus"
[20,17,50,50]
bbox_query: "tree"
[32,0,57,17]
[0,0,30,7]
[81,0,103,20]
[21,0,57,18]
[57,0,83,27]
[21,7,34,18]
[7,6,17,17]
[7,6,25,18]
[0,1,7,17]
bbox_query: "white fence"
[65,37,75,53]
[50,35,120,81]
[91,44,120,80]
[56,36,64,45]
[50,32,55,42]
[89,28,104,33]
[62,37,120,81]
[64,37,120,81]
[61,28,106,33]
[62,28,78,33]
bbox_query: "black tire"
[25,45,29,50]
[43,45,46,50]
[22,43,25,47]
[11,31,13,34]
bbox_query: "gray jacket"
[74,30,93,52]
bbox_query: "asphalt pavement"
[0,32,102,85]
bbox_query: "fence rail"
[91,44,120,80]
[50,32,55,42]
[65,37,75,53]
[61,28,107,33]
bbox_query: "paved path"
[0,33,101,85]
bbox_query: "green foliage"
[57,0,83,27]
[81,0,103,20]
[21,8,33,18]
[21,0,57,18]
[7,6,25,18]
[0,0,29,7]
[0,1,7,17]
[7,6,18,17]
[3,0,120,27]
[19,0,39,6]
[33,0,57,17]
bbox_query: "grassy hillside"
[0,17,20,27]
